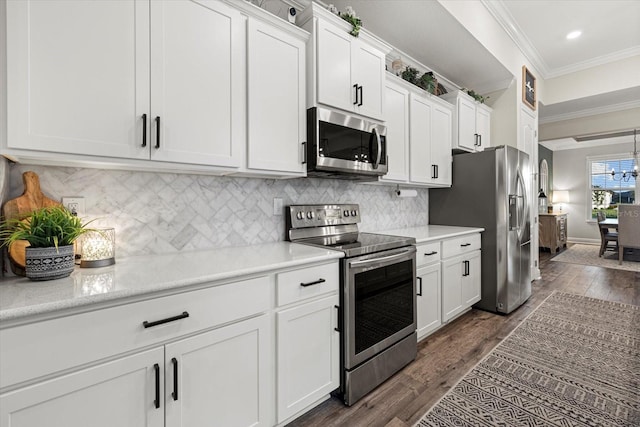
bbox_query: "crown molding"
[539,100,640,124]
[544,46,640,79]
[480,0,549,78]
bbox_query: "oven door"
[307,107,387,178]
[343,246,416,369]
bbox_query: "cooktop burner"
[286,204,415,257]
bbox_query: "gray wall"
[6,164,429,258]
[553,141,634,242]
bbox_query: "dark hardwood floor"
[287,245,640,427]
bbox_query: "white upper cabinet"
[6,0,244,169]
[149,0,244,167]
[6,0,150,160]
[380,80,410,183]
[246,16,307,175]
[442,90,492,153]
[300,3,390,121]
[404,82,453,187]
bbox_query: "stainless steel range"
[286,204,417,405]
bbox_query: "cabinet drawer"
[415,242,441,267]
[277,262,339,307]
[442,233,481,259]
[0,276,270,390]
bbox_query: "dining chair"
[618,204,640,264]
[597,211,618,257]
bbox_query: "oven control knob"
[351,210,357,217]
[307,211,314,219]
[296,211,304,220]
[343,210,350,217]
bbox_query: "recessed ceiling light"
[566,30,582,40]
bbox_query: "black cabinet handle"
[300,278,325,287]
[462,260,470,277]
[431,164,439,179]
[424,251,438,256]
[301,141,307,164]
[171,357,179,401]
[353,84,359,105]
[460,243,471,247]
[478,134,482,147]
[141,114,147,147]
[358,85,363,106]
[417,276,423,296]
[435,165,439,179]
[153,363,160,409]
[155,116,161,149]
[143,311,189,328]
[334,305,340,332]
[474,133,479,146]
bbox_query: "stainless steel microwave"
[306,107,387,180]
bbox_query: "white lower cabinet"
[442,250,481,323]
[276,294,340,423]
[416,263,442,340]
[0,347,165,427]
[0,260,340,427]
[165,315,271,427]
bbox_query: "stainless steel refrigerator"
[430,145,531,314]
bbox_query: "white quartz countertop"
[0,242,343,325]
[378,225,484,244]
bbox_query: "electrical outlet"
[62,197,85,217]
[273,198,283,216]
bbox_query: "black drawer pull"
[460,243,471,247]
[353,84,359,105]
[171,357,179,401]
[143,311,189,328]
[155,116,161,149]
[334,305,340,332]
[424,251,438,256]
[300,278,326,287]
[153,363,160,409]
[417,276,423,296]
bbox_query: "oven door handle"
[349,247,414,268]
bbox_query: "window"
[588,155,637,220]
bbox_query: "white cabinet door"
[149,0,243,167]
[6,0,150,160]
[461,251,482,307]
[409,94,432,184]
[381,81,409,183]
[165,315,271,427]
[430,103,452,186]
[441,257,464,323]
[316,20,353,113]
[276,294,340,423]
[351,41,385,120]
[247,18,305,174]
[475,105,491,152]
[0,348,164,427]
[416,263,441,340]
[456,96,477,152]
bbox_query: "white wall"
[552,141,634,243]
[543,56,640,105]
[539,107,640,141]
[487,80,517,148]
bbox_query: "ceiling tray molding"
[539,99,640,124]
[480,0,550,79]
[545,46,640,79]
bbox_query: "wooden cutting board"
[2,171,61,276]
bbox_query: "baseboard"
[567,238,599,245]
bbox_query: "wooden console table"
[539,212,567,253]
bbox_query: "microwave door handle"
[372,128,382,169]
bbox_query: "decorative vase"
[25,245,75,281]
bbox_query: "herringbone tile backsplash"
[7,165,428,257]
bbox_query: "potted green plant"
[1,206,94,281]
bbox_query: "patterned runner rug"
[416,292,639,426]
[551,244,640,272]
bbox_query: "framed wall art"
[522,65,536,110]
